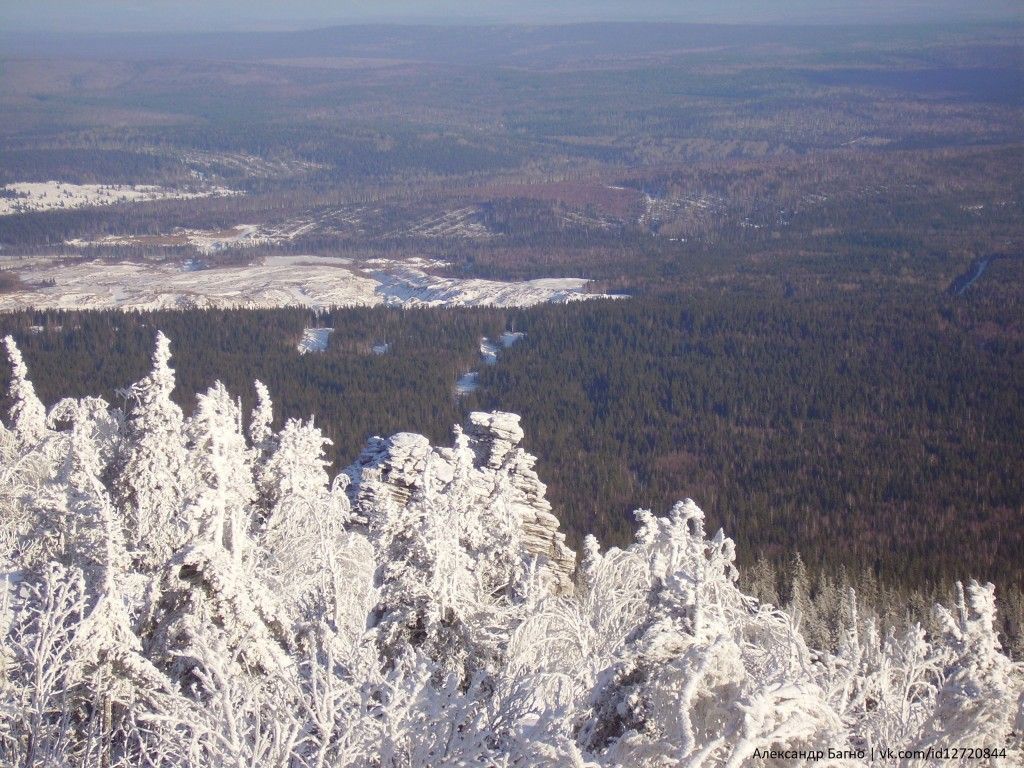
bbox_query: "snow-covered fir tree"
[3,336,47,447]
[115,332,192,571]
[0,331,1021,767]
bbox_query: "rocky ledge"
[345,411,577,594]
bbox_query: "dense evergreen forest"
[2,258,1020,599]
[0,307,507,462]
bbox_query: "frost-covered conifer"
[248,379,276,461]
[914,581,1023,751]
[369,463,459,672]
[745,554,780,607]
[0,345,1021,767]
[3,563,88,766]
[3,336,46,446]
[116,332,191,570]
[256,417,349,612]
[186,381,257,573]
[256,417,332,523]
[46,397,127,581]
[787,550,813,632]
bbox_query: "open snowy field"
[0,181,239,216]
[297,327,335,354]
[66,215,334,254]
[0,255,619,311]
[405,206,494,239]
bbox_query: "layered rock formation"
[345,411,577,594]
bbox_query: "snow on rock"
[297,327,334,354]
[466,410,525,468]
[466,412,577,592]
[346,411,576,594]
[346,432,433,510]
[0,181,238,216]
[0,255,620,311]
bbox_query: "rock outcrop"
[345,411,576,594]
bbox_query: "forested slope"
[0,333,1020,766]
[0,274,1020,599]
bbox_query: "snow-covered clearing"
[0,181,238,216]
[455,371,480,394]
[639,192,726,227]
[405,206,494,239]
[0,255,620,311]
[480,338,500,365]
[66,211,359,254]
[178,149,323,178]
[561,210,619,231]
[297,327,334,354]
[373,269,606,307]
[499,330,525,347]
[480,331,524,365]
[69,224,266,254]
[458,332,526,394]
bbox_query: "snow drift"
[0,333,1020,767]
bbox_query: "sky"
[2,0,1021,33]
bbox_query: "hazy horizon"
[3,0,1022,34]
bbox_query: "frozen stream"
[947,253,1021,296]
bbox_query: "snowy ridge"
[0,333,1020,766]
[0,255,619,311]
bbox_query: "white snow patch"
[405,206,494,240]
[639,192,726,228]
[0,255,621,312]
[499,331,525,348]
[480,338,500,365]
[480,332,524,365]
[69,216,338,255]
[0,181,239,216]
[297,327,334,354]
[455,371,480,394]
[185,224,265,254]
[371,342,390,355]
[372,270,607,308]
[467,331,525,393]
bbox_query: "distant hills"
[3,21,1018,64]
